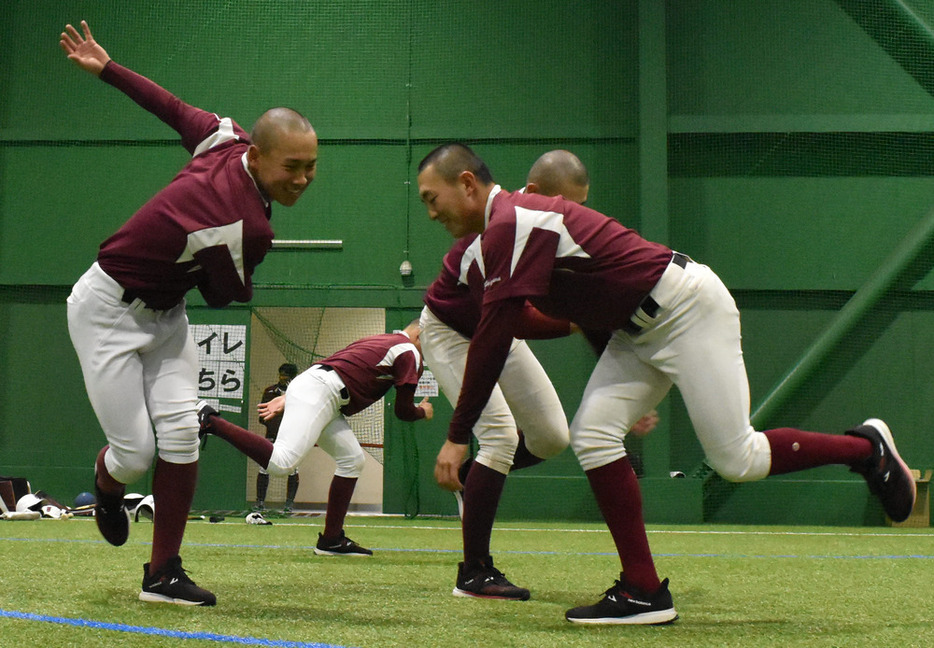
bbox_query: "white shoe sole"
[566,608,679,625]
[313,548,372,557]
[452,587,530,600]
[863,418,917,516]
[139,592,210,606]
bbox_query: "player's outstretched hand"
[434,440,468,491]
[60,20,111,76]
[258,395,286,422]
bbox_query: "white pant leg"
[66,264,157,483]
[571,261,770,481]
[571,335,671,471]
[142,308,201,465]
[316,418,367,479]
[647,263,770,481]
[266,368,344,476]
[420,307,519,474]
[497,340,569,460]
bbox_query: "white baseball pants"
[266,367,366,479]
[571,257,772,481]
[420,306,570,474]
[66,263,200,484]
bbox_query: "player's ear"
[525,182,540,195]
[246,144,261,164]
[459,170,477,194]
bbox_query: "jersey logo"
[176,220,246,285]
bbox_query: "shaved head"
[418,143,494,184]
[526,150,590,201]
[251,107,315,153]
[246,108,318,206]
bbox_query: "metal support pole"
[751,203,934,428]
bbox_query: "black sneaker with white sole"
[93,480,129,547]
[566,576,678,625]
[453,557,530,600]
[314,531,373,556]
[846,418,916,522]
[139,555,216,606]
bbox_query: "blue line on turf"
[0,609,353,648]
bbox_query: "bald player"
[417,142,915,625]
[62,21,318,606]
[198,321,432,557]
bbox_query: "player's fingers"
[64,23,82,44]
[80,20,93,41]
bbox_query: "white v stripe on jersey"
[377,343,421,379]
[457,237,484,286]
[510,207,590,277]
[192,116,238,157]
[176,221,246,285]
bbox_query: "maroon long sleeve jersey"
[95,61,273,309]
[322,332,427,422]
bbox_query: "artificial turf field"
[1,515,933,647]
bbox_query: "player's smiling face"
[248,130,319,207]
[417,165,481,238]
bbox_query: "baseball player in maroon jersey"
[417,143,915,625]
[255,363,300,514]
[199,321,432,555]
[421,150,648,601]
[61,21,318,606]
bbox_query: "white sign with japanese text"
[192,324,246,400]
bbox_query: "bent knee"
[334,449,366,479]
[108,443,156,484]
[267,448,300,477]
[524,426,570,460]
[157,433,200,466]
[705,432,771,482]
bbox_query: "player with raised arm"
[61,21,318,606]
[199,321,432,556]
[417,142,915,625]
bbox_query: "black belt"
[121,289,179,311]
[623,253,690,336]
[315,364,350,400]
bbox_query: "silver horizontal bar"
[271,239,343,250]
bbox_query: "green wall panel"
[670,177,934,290]
[667,0,934,118]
